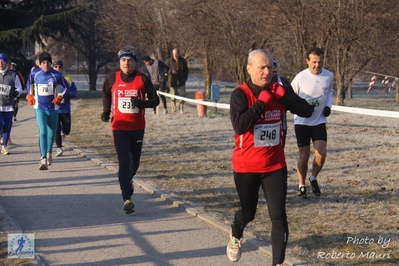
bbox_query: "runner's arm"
[230,88,264,135]
[139,74,160,109]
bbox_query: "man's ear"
[246,65,251,75]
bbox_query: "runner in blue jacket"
[26,52,71,170]
[53,60,78,157]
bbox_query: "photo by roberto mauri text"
[317,235,393,261]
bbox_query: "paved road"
[0,102,303,266]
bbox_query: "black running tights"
[55,113,71,148]
[232,168,288,265]
[113,129,144,201]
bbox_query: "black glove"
[323,106,331,117]
[12,89,19,97]
[101,112,110,122]
[63,94,71,102]
[131,97,142,108]
[309,104,315,113]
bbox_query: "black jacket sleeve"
[158,60,169,83]
[277,77,314,118]
[102,73,114,116]
[230,83,265,136]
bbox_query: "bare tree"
[269,0,318,78]
[321,0,379,104]
[365,1,399,102]
[48,0,115,90]
[209,0,269,85]
[270,0,396,105]
[101,0,177,63]
[62,0,399,100]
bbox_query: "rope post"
[195,91,207,117]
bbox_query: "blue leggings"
[0,111,13,145]
[35,109,58,158]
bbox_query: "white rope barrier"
[157,91,230,109]
[158,91,399,118]
[331,105,399,118]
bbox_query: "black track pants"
[232,168,288,265]
[55,113,71,148]
[113,129,144,201]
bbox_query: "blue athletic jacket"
[58,75,77,113]
[26,68,71,111]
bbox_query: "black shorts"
[294,123,327,147]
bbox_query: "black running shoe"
[297,186,307,198]
[310,180,321,196]
[123,199,134,214]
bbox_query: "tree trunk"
[335,69,345,105]
[347,81,353,99]
[88,73,98,91]
[203,60,212,100]
[396,83,399,102]
[336,86,345,106]
[88,56,98,91]
[202,40,212,99]
[335,68,345,105]
[234,55,248,85]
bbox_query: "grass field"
[1,86,398,265]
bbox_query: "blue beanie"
[118,45,137,61]
[0,53,9,63]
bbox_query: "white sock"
[309,175,317,181]
[299,184,305,189]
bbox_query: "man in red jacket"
[227,49,314,265]
[101,45,159,214]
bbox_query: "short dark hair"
[306,47,323,60]
[53,60,64,67]
[38,52,52,64]
[143,55,151,62]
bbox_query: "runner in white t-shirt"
[291,47,334,198]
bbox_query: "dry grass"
[2,87,398,265]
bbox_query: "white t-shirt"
[291,68,334,126]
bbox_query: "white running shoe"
[1,145,10,155]
[163,109,168,115]
[39,158,48,170]
[226,233,242,262]
[56,148,63,157]
[47,152,52,166]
